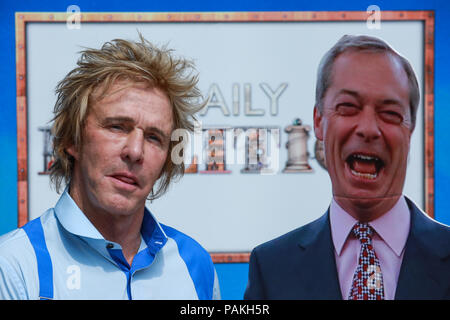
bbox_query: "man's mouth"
[346,153,385,180]
[109,173,139,187]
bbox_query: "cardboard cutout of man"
[244,35,450,300]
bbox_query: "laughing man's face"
[314,51,413,221]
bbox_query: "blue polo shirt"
[0,190,220,300]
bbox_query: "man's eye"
[146,134,161,143]
[380,111,403,124]
[109,124,125,131]
[336,103,358,115]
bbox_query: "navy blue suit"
[244,198,450,300]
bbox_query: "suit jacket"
[244,198,450,300]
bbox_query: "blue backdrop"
[0,0,449,299]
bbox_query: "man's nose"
[355,107,381,142]
[121,129,144,163]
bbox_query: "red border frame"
[15,11,435,263]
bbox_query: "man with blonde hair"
[0,35,220,300]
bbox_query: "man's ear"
[313,106,324,141]
[66,144,79,161]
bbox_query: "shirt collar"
[330,199,357,256]
[54,188,168,248]
[330,195,410,257]
[54,188,104,240]
[369,196,410,256]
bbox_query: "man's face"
[314,51,413,219]
[67,80,173,218]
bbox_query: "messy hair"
[315,34,420,130]
[50,34,204,199]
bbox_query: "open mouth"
[346,153,385,180]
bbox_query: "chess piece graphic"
[283,118,313,173]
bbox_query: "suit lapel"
[295,211,343,299]
[395,199,450,299]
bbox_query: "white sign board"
[26,19,424,253]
